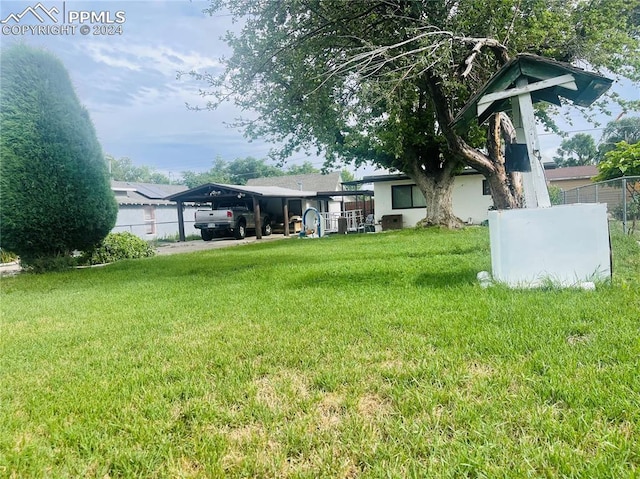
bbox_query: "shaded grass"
[1,227,639,477]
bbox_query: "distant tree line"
[553,117,640,168]
[108,155,354,188]
[180,156,321,187]
[107,155,172,184]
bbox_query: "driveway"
[154,233,289,255]
[0,234,290,276]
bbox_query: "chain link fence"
[560,176,640,235]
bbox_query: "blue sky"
[1,0,325,179]
[1,0,637,180]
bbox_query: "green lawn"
[1,228,639,478]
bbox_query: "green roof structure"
[452,54,613,209]
[452,54,613,130]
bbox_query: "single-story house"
[364,162,599,228]
[111,181,197,240]
[545,165,633,213]
[363,169,494,227]
[544,165,598,190]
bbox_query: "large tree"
[0,44,117,262]
[191,0,639,227]
[553,133,598,167]
[597,116,640,161]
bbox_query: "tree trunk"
[409,160,465,229]
[425,72,523,212]
[450,115,524,210]
[480,113,523,209]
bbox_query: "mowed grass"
[1,228,639,478]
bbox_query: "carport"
[166,183,317,241]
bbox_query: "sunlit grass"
[1,227,639,477]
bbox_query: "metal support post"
[622,178,628,234]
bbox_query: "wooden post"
[509,78,551,208]
[253,196,262,240]
[283,199,290,236]
[176,200,186,242]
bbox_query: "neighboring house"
[247,171,342,192]
[365,170,494,227]
[545,165,634,213]
[111,181,197,240]
[544,165,598,191]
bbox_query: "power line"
[538,126,606,136]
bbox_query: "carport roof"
[165,182,317,203]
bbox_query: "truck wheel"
[234,221,246,239]
[201,229,215,241]
[263,220,272,236]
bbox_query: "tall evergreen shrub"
[0,44,117,262]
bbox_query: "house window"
[391,185,427,209]
[143,206,156,235]
[482,180,491,196]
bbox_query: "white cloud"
[1,0,333,174]
[82,41,221,75]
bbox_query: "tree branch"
[459,38,509,78]
[424,71,495,174]
[312,29,509,93]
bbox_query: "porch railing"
[319,210,364,233]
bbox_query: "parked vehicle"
[194,201,271,241]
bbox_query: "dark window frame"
[391,184,427,209]
[482,179,491,196]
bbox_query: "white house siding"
[113,205,198,240]
[451,174,494,224]
[373,174,494,227]
[327,200,342,214]
[374,179,425,227]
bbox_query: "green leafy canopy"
[595,141,640,181]
[197,0,639,170]
[553,133,598,167]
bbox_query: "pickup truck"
[194,202,272,241]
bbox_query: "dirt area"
[0,234,291,276]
